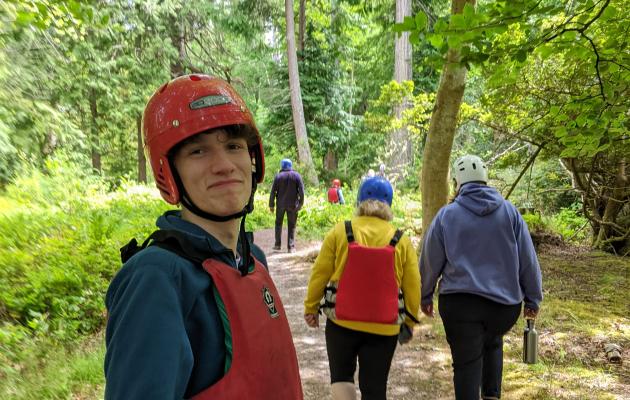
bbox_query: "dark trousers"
[439,293,521,400]
[325,320,398,400]
[274,207,298,249]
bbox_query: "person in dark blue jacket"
[420,154,543,400]
[269,158,304,253]
[104,75,303,400]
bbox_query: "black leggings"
[325,320,398,400]
[439,293,521,400]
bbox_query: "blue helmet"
[358,177,393,206]
[280,158,292,171]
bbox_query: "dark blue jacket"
[269,169,305,210]
[104,210,267,399]
[420,183,542,311]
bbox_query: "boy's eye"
[228,142,246,150]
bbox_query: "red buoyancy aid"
[334,221,403,324]
[327,187,339,203]
[193,257,303,400]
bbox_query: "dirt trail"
[254,228,454,399]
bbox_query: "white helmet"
[453,155,488,191]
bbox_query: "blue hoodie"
[104,210,267,400]
[420,183,542,310]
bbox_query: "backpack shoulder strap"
[389,229,404,247]
[120,230,207,265]
[344,220,354,243]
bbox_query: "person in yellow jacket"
[304,177,420,400]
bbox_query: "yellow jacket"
[304,216,420,336]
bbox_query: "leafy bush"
[522,213,546,232]
[548,203,590,244]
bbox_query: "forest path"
[253,228,454,399]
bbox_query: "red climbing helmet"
[143,74,265,204]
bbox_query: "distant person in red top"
[327,179,346,205]
[269,159,304,253]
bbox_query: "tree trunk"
[285,0,319,186]
[324,149,338,171]
[170,17,186,77]
[137,113,147,183]
[388,0,413,182]
[594,159,628,250]
[298,0,306,57]
[88,88,101,173]
[421,0,475,236]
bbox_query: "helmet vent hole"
[158,83,168,93]
[472,163,477,170]
[190,75,201,81]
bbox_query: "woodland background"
[0,0,628,398]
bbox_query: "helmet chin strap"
[174,167,257,277]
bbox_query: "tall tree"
[285,0,319,186]
[389,0,413,181]
[421,0,474,234]
[298,0,306,55]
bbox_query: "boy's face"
[173,129,252,217]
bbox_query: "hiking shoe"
[287,247,295,253]
[272,245,281,251]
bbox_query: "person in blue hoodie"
[419,154,543,400]
[104,75,303,399]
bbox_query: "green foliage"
[522,213,545,232]
[298,188,356,239]
[548,204,590,244]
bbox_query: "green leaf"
[515,49,527,63]
[15,11,37,27]
[563,31,577,41]
[392,23,407,33]
[402,16,415,30]
[536,45,554,60]
[409,31,420,45]
[434,18,448,33]
[415,12,428,32]
[427,33,444,49]
[554,126,568,138]
[575,114,588,127]
[601,6,617,20]
[450,14,466,29]
[463,4,475,21]
[447,34,463,49]
[608,63,619,74]
[68,1,82,19]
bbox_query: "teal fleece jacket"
[104,210,267,399]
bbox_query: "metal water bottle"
[523,319,538,364]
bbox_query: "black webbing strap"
[120,230,208,265]
[389,229,404,247]
[344,220,354,243]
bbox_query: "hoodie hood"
[454,183,503,216]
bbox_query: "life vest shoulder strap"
[344,220,355,243]
[389,229,404,247]
[344,220,404,247]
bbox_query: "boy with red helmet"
[104,75,302,399]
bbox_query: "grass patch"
[0,333,104,399]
